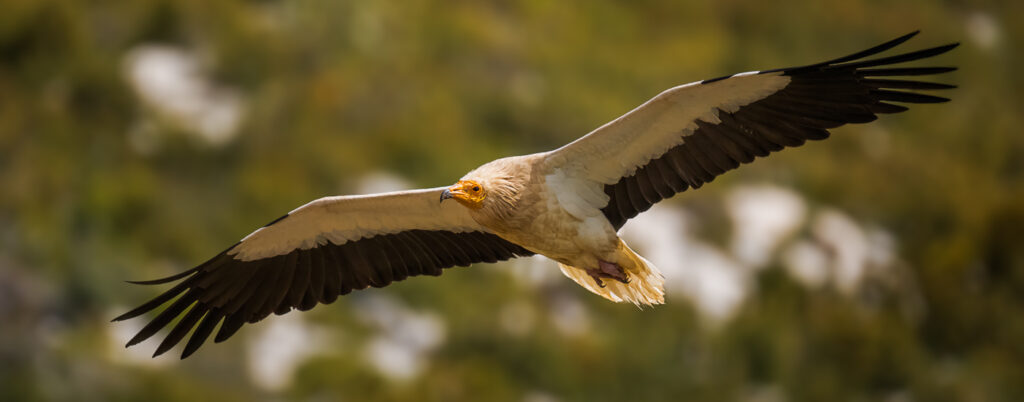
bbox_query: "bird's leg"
[598,260,630,284]
[584,260,629,286]
[582,260,630,288]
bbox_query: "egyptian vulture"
[116,31,957,358]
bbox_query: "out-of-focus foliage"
[1,0,1021,401]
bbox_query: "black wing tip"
[152,344,173,358]
[899,30,921,42]
[125,332,150,348]
[856,29,921,55]
[789,30,921,70]
[124,267,200,286]
[765,30,957,76]
[124,278,175,286]
[851,30,924,57]
[181,335,208,358]
[856,30,921,58]
[133,318,218,359]
[124,243,240,287]
[926,42,960,56]
[857,66,958,78]
[836,42,960,70]
[214,315,245,343]
[114,269,203,322]
[180,348,197,359]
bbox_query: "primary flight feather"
[116,31,957,358]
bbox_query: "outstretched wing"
[114,188,533,358]
[541,31,957,229]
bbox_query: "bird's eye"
[472,186,480,192]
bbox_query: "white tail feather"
[558,240,665,306]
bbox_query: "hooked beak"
[440,180,484,209]
[440,188,454,203]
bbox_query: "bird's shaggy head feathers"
[454,156,534,223]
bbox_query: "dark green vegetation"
[1,1,1022,401]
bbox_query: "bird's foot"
[599,260,630,284]
[586,260,630,288]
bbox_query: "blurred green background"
[2,0,1021,401]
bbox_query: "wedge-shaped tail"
[558,240,665,306]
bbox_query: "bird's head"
[440,179,486,209]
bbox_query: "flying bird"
[116,31,957,358]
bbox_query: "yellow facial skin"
[443,180,486,209]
